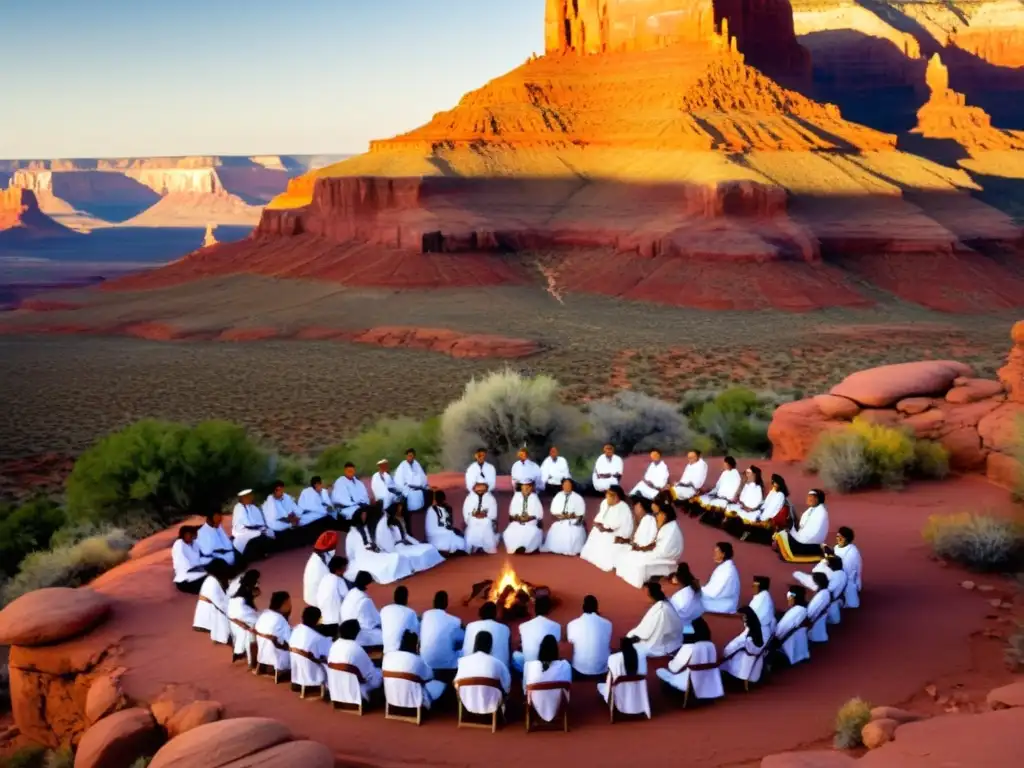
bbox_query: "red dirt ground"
[90,457,1021,768]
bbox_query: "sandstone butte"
[0,187,76,237]
[102,0,1024,314]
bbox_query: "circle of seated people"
[180,444,865,729]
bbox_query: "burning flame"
[488,561,527,608]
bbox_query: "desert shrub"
[807,429,873,492]
[586,391,691,456]
[258,453,310,496]
[441,369,589,472]
[4,746,46,768]
[41,749,73,768]
[913,440,951,481]
[833,697,872,750]
[687,387,776,456]
[1,529,133,606]
[314,417,440,480]
[922,512,1023,572]
[66,420,269,528]
[0,499,67,578]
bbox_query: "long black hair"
[620,636,639,676]
[689,617,712,643]
[771,474,789,497]
[748,465,764,492]
[739,606,764,647]
[675,562,701,593]
[538,634,559,672]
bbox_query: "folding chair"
[383,670,426,726]
[525,680,570,733]
[254,631,290,684]
[681,661,721,708]
[327,662,365,715]
[455,677,506,733]
[608,674,648,723]
[289,647,327,700]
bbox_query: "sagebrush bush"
[913,440,951,481]
[587,391,691,456]
[833,697,872,749]
[441,369,589,472]
[314,417,440,480]
[807,429,873,492]
[687,387,775,456]
[0,498,67,578]
[922,512,1023,572]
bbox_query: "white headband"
[786,591,795,598]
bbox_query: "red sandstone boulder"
[858,409,901,428]
[946,378,1004,404]
[813,394,861,419]
[166,700,224,738]
[987,681,1024,710]
[217,740,334,768]
[830,360,973,408]
[760,751,857,767]
[861,717,900,749]
[977,403,1024,453]
[150,684,212,728]
[148,718,292,768]
[0,588,111,647]
[986,452,1023,490]
[766,399,835,461]
[74,708,161,768]
[997,320,1024,403]
[939,427,986,471]
[896,397,933,415]
[85,670,126,724]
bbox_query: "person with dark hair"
[228,576,260,665]
[420,590,465,675]
[254,591,293,674]
[316,555,350,638]
[327,619,382,703]
[630,448,670,501]
[512,594,561,673]
[377,503,444,573]
[464,448,497,493]
[523,634,572,720]
[748,575,776,637]
[344,506,413,584]
[503,478,544,554]
[694,456,742,524]
[394,448,429,521]
[425,489,467,554]
[598,637,650,717]
[227,567,260,599]
[192,557,232,643]
[540,445,572,496]
[726,473,791,541]
[298,476,336,526]
[617,496,684,588]
[463,601,511,670]
[263,480,304,545]
[720,606,767,684]
[823,555,848,625]
[172,525,207,593]
[567,595,613,678]
[723,466,765,531]
[806,572,832,643]
[331,462,374,521]
[381,585,419,654]
[774,489,830,563]
[372,459,407,515]
[772,585,810,666]
[627,581,683,657]
[196,510,237,569]
[656,616,724,701]
[580,484,635,572]
[828,526,862,608]
[628,497,658,552]
[303,531,338,607]
[455,629,511,708]
[672,449,708,507]
[543,477,587,555]
[289,606,331,690]
[511,446,543,494]
[701,542,741,614]
[339,570,383,648]
[462,480,500,555]
[231,489,275,561]
[669,562,704,635]
[383,630,447,709]
[591,443,624,496]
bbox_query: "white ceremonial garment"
[727,482,765,518]
[172,539,205,584]
[371,471,404,510]
[720,628,766,683]
[425,503,467,553]
[264,493,302,533]
[375,517,444,573]
[464,461,497,492]
[503,492,544,554]
[673,459,708,500]
[344,527,413,585]
[254,609,292,671]
[327,638,382,702]
[598,649,650,718]
[196,522,236,567]
[524,659,573,721]
[806,589,830,643]
[566,612,613,676]
[656,640,724,700]
[394,459,429,511]
[541,490,586,555]
[632,514,658,548]
[591,454,624,493]
[629,461,670,500]
[340,588,383,647]
[510,459,543,489]
[228,596,258,663]
[775,605,809,665]
[420,608,465,671]
[383,650,446,709]
[698,468,742,509]
[331,475,370,519]
[628,600,683,658]
[792,504,829,545]
[513,615,562,674]
[193,576,230,644]
[226,574,243,598]
[827,568,848,625]
[455,652,510,714]
[669,586,704,631]
[380,602,420,654]
[297,487,331,523]
[747,489,785,524]
[462,491,499,554]
[540,455,571,487]
[289,624,331,688]
[463,618,511,670]
[616,520,684,589]
[579,499,634,572]
[315,573,349,626]
[231,502,272,554]
[303,552,331,607]
[749,590,776,637]
[701,560,741,614]
[835,542,863,608]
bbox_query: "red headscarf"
[314,531,338,552]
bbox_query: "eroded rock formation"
[0,188,75,236]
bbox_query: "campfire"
[464,560,556,621]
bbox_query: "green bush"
[314,417,440,480]
[586,391,691,456]
[0,499,67,578]
[833,697,872,749]
[4,745,46,768]
[922,512,1023,572]
[913,440,951,481]
[66,420,269,528]
[687,387,775,456]
[441,369,588,472]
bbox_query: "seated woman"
[424,490,467,555]
[580,486,634,572]
[503,480,544,554]
[693,456,742,523]
[376,504,444,573]
[541,478,587,556]
[701,542,741,614]
[655,617,724,702]
[627,581,683,658]
[523,634,573,720]
[774,489,830,563]
[597,637,650,719]
[771,585,810,666]
[462,480,500,555]
[345,508,413,585]
[228,577,260,665]
[829,526,863,609]
[669,562,705,637]
[192,559,232,645]
[724,474,790,542]
[719,606,768,686]
[722,465,764,530]
[616,496,684,589]
[806,572,831,643]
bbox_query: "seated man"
[383,630,447,709]
[463,602,511,671]
[254,591,293,673]
[328,619,383,703]
[701,542,740,614]
[793,553,848,623]
[540,446,572,496]
[510,447,543,494]
[339,571,383,648]
[263,481,306,544]
[232,489,274,560]
[331,463,374,521]
[420,590,465,676]
[289,606,331,690]
[512,595,560,674]
[302,531,337,607]
[371,459,405,512]
[196,510,236,569]
[566,595,613,679]
[455,630,511,712]
[629,448,670,501]
[772,585,810,666]
[425,490,467,554]
[748,575,776,637]
[172,525,207,594]
[541,478,586,556]
[380,585,420,655]
[394,448,430,517]
[315,555,350,639]
[297,476,336,524]
[591,443,624,496]
[579,485,634,572]
[462,480,499,555]
[774,489,830,563]
[830,526,862,609]
[806,572,832,643]
[694,456,742,522]
[672,450,708,504]
[503,479,543,554]
[464,448,496,493]
[627,581,683,658]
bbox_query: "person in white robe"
[806,572,831,643]
[669,562,705,636]
[629,449,670,500]
[591,443,624,495]
[597,638,650,718]
[455,631,511,716]
[297,476,335,523]
[566,595,613,677]
[724,465,765,524]
[831,526,863,608]
[719,606,768,684]
[231,490,274,559]
[503,480,544,554]
[192,560,232,644]
[579,486,634,572]
[617,499,684,589]
[672,450,708,503]
[424,490,467,554]
[772,585,810,666]
[420,590,465,674]
[228,579,260,666]
[383,630,447,709]
[289,606,332,690]
[371,459,406,512]
[822,555,848,625]
[376,505,444,573]
[339,571,384,648]
[328,620,383,704]
[302,531,338,607]
[462,481,499,555]
[510,447,543,493]
[227,568,259,600]
[511,595,560,674]
[695,456,742,524]
[262,481,304,540]
[541,478,586,555]
[774,488,830,563]
[196,511,236,569]
[701,542,741,614]
[331,463,373,520]
[380,585,420,654]
[462,602,511,670]
[748,575,776,637]
[254,591,293,674]
[656,618,724,701]
[523,636,573,722]
[627,581,683,658]
[172,526,206,594]
[540,446,571,496]
[464,448,497,493]
[315,556,350,638]
[394,449,429,514]
[345,507,413,585]
[725,473,791,542]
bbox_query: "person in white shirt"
[394,448,430,517]
[566,595,613,678]
[464,448,497,493]
[523,635,573,722]
[315,556,350,638]
[424,489,467,554]
[629,448,670,501]
[262,481,305,544]
[462,481,499,554]
[806,572,832,643]
[775,489,830,563]
[771,585,810,666]
[383,630,447,709]
[701,542,741,614]
[196,511,236,569]
[503,480,544,554]
[656,618,724,701]
[376,504,445,573]
[597,637,649,717]
[302,531,338,607]
[719,606,768,684]
[462,602,511,670]
[748,575,776,638]
[339,571,383,648]
[328,619,383,703]
[371,459,406,513]
[672,450,708,504]
[231,489,274,560]
[669,562,704,636]
[694,456,742,521]
[579,485,634,572]
[510,447,543,493]
[454,631,511,714]
[821,555,848,625]
[297,476,336,524]
[541,478,587,555]
[172,526,207,594]
[512,595,561,674]
[228,576,260,666]
[192,559,232,643]
[540,446,571,495]
[627,581,683,658]
[591,443,624,495]
[725,473,790,542]
[345,507,413,585]
[331,463,373,521]
[419,590,465,675]
[721,465,765,528]
[830,526,863,608]
[254,591,293,674]
[289,606,332,690]
[616,497,684,589]
[380,585,420,654]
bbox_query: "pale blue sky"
[0,0,545,158]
